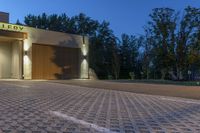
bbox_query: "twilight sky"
[0,0,199,37]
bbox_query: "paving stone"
[0,81,199,133]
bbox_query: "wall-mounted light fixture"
[82,55,87,60]
[80,35,89,79]
[82,36,87,56]
[24,51,28,55]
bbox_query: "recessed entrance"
[0,37,22,79]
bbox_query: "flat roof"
[0,21,87,39]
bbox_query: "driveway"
[0,80,199,133]
[52,80,200,100]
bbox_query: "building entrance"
[0,37,22,79]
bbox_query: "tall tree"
[71,13,99,36]
[146,8,178,79]
[119,34,139,79]
[176,6,200,80]
[90,21,119,79]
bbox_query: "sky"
[0,0,200,37]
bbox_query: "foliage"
[143,6,200,80]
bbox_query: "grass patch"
[110,79,200,86]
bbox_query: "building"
[0,12,89,79]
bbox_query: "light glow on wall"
[82,59,87,69]
[80,37,89,79]
[82,44,88,56]
[23,54,32,79]
[23,55,29,65]
[80,59,89,79]
[23,39,30,51]
[80,36,89,79]
[22,38,33,79]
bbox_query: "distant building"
[0,12,89,79]
[0,12,9,23]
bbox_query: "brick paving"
[0,81,199,133]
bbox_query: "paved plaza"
[0,81,200,133]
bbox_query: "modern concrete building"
[0,12,89,79]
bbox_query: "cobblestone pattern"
[0,81,199,133]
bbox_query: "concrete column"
[80,36,89,79]
[23,39,32,79]
[11,40,22,79]
[0,42,12,78]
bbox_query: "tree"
[16,19,22,25]
[146,8,178,79]
[71,13,99,36]
[90,21,119,79]
[140,29,154,79]
[185,7,200,80]
[119,34,139,79]
[176,6,200,80]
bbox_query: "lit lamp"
[81,35,89,79]
[24,50,29,65]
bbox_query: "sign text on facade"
[0,22,24,32]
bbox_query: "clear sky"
[0,0,199,37]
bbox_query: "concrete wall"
[0,42,12,78]
[23,26,89,79]
[0,22,89,79]
[24,27,84,48]
[0,41,21,79]
[11,41,22,79]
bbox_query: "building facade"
[0,12,89,79]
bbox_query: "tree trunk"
[177,68,184,80]
[169,71,178,80]
[146,68,150,80]
[178,71,184,80]
[161,69,166,80]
